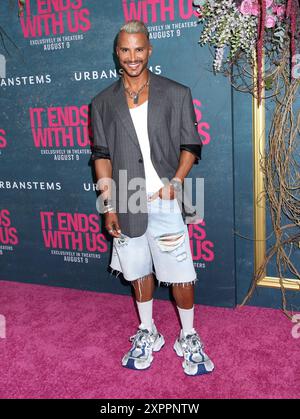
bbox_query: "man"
[91,20,214,376]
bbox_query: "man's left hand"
[148,183,176,201]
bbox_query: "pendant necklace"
[123,77,150,105]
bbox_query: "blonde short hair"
[117,20,149,42]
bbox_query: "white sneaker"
[122,323,165,370]
[174,329,214,376]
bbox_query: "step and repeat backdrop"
[0,0,235,307]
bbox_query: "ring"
[108,229,114,233]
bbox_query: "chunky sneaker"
[174,329,214,376]
[122,323,165,370]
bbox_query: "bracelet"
[103,198,115,213]
[103,198,113,207]
[103,205,115,214]
[170,177,183,192]
[100,196,116,213]
[96,179,110,193]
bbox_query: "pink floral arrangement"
[239,0,286,28]
[195,0,298,104]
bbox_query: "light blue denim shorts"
[109,192,197,287]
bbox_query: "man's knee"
[132,273,154,301]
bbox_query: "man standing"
[91,20,214,376]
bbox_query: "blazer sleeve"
[91,100,111,161]
[180,88,203,165]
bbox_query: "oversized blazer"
[91,71,203,238]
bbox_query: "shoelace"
[130,329,154,349]
[183,333,204,354]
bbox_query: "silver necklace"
[123,77,150,105]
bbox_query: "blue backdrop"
[1,0,297,309]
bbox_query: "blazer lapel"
[112,78,140,151]
[147,71,163,150]
[112,71,163,152]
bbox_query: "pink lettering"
[77,9,91,32]
[123,0,196,24]
[32,127,90,148]
[41,211,107,252]
[25,0,32,16]
[0,210,11,227]
[123,0,145,22]
[20,1,90,38]
[179,0,193,19]
[0,210,19,245]
[37,0,83,14]
[161,0,175,22]
[40,212,54,230]
[201,241,214,262]
[20,15,40,38]
[57,212,99,233]
[30,108,44,128]
[30,106,90,148]
[193,99,211,145]
[0,129,7,149]
[51,12,64,35]
[198,122,210,145]
[188,224,214,262]
[47,106,88,127]
[148,0,160,22]
[190,239,214,261]
[189,223,206,240]
[0,227,19,245]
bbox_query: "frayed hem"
[131,271,156,301]
[131,271,155,283]
[109,268,123,278]
[109,268,156,299]
[110,268,155,283]
[157,277,198,288]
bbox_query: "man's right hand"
[104,212,122,238]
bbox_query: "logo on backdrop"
[0,209,19,257]
[193,99,211,145]
[40,211,108,264]
[0,180,61,191]
[73,65,162,83]
[0,51,52,88]
[30,104,91,160]
[122,0,199,40]
[19,0,91,52]
[0,129,7,156]
[189,223,214,269]
[2,46,48,88]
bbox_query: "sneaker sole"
[173,339,215,376]
[122,333,165,370]
[182,359,215,376]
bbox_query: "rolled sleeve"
[91,100,111,161]
[180,88,203,164]
[180,144,202,164]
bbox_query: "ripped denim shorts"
[109,192,197,287]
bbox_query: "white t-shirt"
[129,101,164,194]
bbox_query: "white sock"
[177,306,196,336]
[136,299,153,331]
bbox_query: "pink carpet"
[0,280,299,399]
